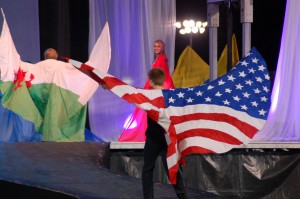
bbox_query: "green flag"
[0,11,99,141]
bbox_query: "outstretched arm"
[61,57,107,87]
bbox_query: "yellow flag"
[172,46,209,88]
[217,34,239,77]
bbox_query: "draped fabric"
[253,0,300,141]
[172,46,210,88]
[143,54,175,90]
[0,0,40,142]
[38,0,89,61]
[0,98,41,142]
[88,0,176,141]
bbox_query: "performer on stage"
[118,39,175,142]
[144,40,174,89]
[142,68,188,199]
[44,48,58,60]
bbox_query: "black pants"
[142,117,186,199]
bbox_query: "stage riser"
[109,148,300,199]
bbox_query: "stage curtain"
[88,0,176,141]
[0,0,40,63]
[0,0,41,142]
[38,0,89,62]
[253,0,300,141]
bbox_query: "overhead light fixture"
[175,19,208,35]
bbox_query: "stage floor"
[0,142,224,199]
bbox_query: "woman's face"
[154,42,163,55]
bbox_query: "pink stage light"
[123,114,137,129]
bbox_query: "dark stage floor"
[0,142,224,199]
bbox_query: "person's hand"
[101,83,109,90]
[61,56,69,62]
[81,63,94,71]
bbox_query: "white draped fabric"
[88,0,176,141]
[0,0,41,142]
[253,0,300,141]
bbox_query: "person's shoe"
[177,193,189,199]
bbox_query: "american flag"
[72,47,271,184]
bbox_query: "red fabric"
[81,63,95,71]
[144,54,175,89]
[118,54,174,142]
[61,56,70,62]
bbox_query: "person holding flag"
[142,68,188,199]
[44,48,59,60]
[0,10,110,142]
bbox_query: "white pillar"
[240,0,253,56]
[207,3,219,81]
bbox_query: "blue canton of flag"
[163,47,270,120]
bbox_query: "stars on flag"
[163,49,271,119]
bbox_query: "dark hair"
[148,68,165,86]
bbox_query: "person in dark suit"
[142,68,188,199]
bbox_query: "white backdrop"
[88,0,176,141]
[254,0,300,141]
